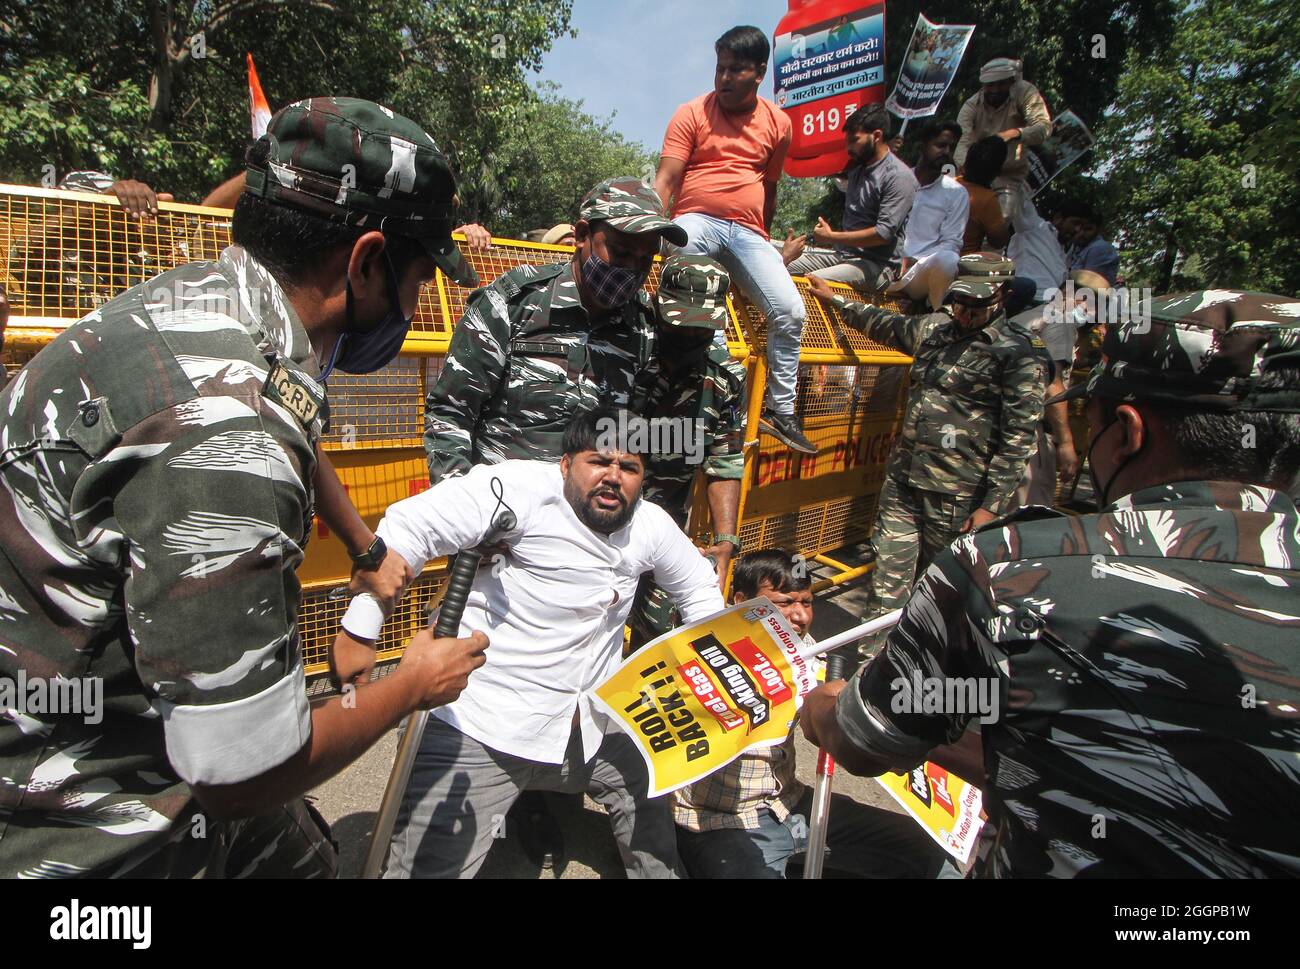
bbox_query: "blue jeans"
[671,213,807,414]
[676,789,961,879]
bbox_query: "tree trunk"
[145,0,174,131]
[147,56,174,131]
[1157,226,1179,292]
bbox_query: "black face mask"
[320,248,411,382]
[658,325,715,360]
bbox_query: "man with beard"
[409,176,685,870]
[336,408,725,878]
[954,57,1052,219]
[807,256,1049,649]
[784,105,918,294]
[885,121,969,311]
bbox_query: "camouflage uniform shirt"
[831,295,1049,514]
[635,344,745,522]
[423,260,656,480]
[836,481,1300,877]
[0,245,325,877]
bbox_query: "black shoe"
[760,409,817,454]
[511,791,566,871]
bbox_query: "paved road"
[308,546,933,878]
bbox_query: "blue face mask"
[320,248,411,382]
[1072,305,1093,329]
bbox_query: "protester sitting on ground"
[541,223,576,246]
[804,290,1300,877]
[654,25,815,456]
[885,121,969,310]
[201,171,494,251]
[673,549,956,879]
[1012,269,1111,506]
[954,56,1052,218]
[783,105,918,294]
[1067,203,1121,285]
[958,135,1010,254]
[337,407,726,878]
[57,170,175,220]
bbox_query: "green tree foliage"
[1100,0,1300,293]
[0,0,573,214]
[487,83,653,237]
[772,173,838,242]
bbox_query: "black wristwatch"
[351,535,387,571]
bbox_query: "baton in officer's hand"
[361,507,517,879]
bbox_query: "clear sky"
[533,0,793,151]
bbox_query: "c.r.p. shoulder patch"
[263,358,322,431]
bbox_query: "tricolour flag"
[248,53,272,140]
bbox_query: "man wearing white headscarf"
[954,57,1052,218]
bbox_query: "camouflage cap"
[946,252,1015,305]
[244,97,477,286]
[579,177,689,247]
[655,255,731,329]
[959,252,1016,279]
[1048,290,1300,412]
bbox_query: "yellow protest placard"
[590,599,815,797]
[875,762,986,865]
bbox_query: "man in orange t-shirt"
[654,25,814,455]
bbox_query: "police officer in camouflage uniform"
[640,257,745,547]
[0,98,488,878]
[423,177,688,480]
[807,254,1051,629]
[804,290,1300,877]
[629,254,746,644]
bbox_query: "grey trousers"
[383,715,682,879]
[787,247,892,292]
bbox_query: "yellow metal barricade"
[0,184,913,676]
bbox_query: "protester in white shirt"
[338,408,724,878]
[887,121,969,310]
[1007,196,1068,303]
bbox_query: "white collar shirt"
[901,173,969,261]
[344,460,725,763]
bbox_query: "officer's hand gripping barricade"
[361,505,518,879]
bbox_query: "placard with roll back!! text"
[590,599,816,797]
